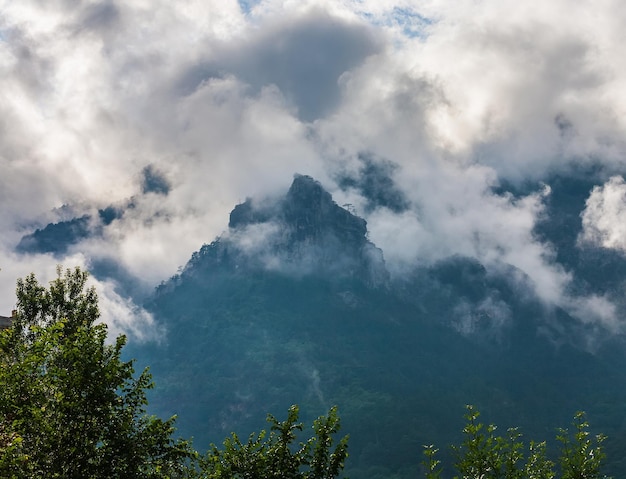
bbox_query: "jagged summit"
[284,174,367,244]
[193,174,387,285]
[230,174,367,245]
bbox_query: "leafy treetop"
[0,266,193,479]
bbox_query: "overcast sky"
[2,0,626,338]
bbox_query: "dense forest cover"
[0,268,615,478]
[117,175,626,478]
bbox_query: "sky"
[2,0,626,339]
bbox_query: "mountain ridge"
[127,173,626,478]
[177,174,388,288]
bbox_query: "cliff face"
[230,174,367,244]
[282,174,367,244]
[205,174,387,285]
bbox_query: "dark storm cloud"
[79,1,120,33]
[180,10,382,121]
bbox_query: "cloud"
[3,0,626,338]
[179,8,382,121]
[453,296,512,342]
[0,252,157,341]
[580,176,626,253]
[569,293,620,333]
[96,278,161,342]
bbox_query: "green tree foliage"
[0,265,614,479]
[0,267,194,478]
[557,411,607,479]
[422,405,610,479]
[198,404,349,478]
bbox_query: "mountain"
[126,174,626,478]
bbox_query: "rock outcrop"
[197,174,388,285]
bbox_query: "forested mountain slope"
[126,174,626,478]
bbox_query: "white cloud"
[95,278,161,342]
[580,175,626,253]
[3,0,626,336]
[0,251,157,341]
[569,293,620,333]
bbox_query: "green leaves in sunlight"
[0,267,194,479]
[0,266,613,479]
[199,405,349,479]
[422,405,610,479]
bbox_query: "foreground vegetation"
[0,268,612,478]
[422,406,609,479]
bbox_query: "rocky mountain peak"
[220,174,386,284]
[229,174,367,246]
[283,174,367,244]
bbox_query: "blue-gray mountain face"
[123,174,626,478]
[16,164,166,258]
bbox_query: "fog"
[2,0,626,338]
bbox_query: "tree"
[0,266,194,478]
[557,411,607,479]
[199,404,349,478]
[422,405,611,479]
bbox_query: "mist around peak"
[6,2,626,348]
[178,174,389,287]
[128,176,626,479]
